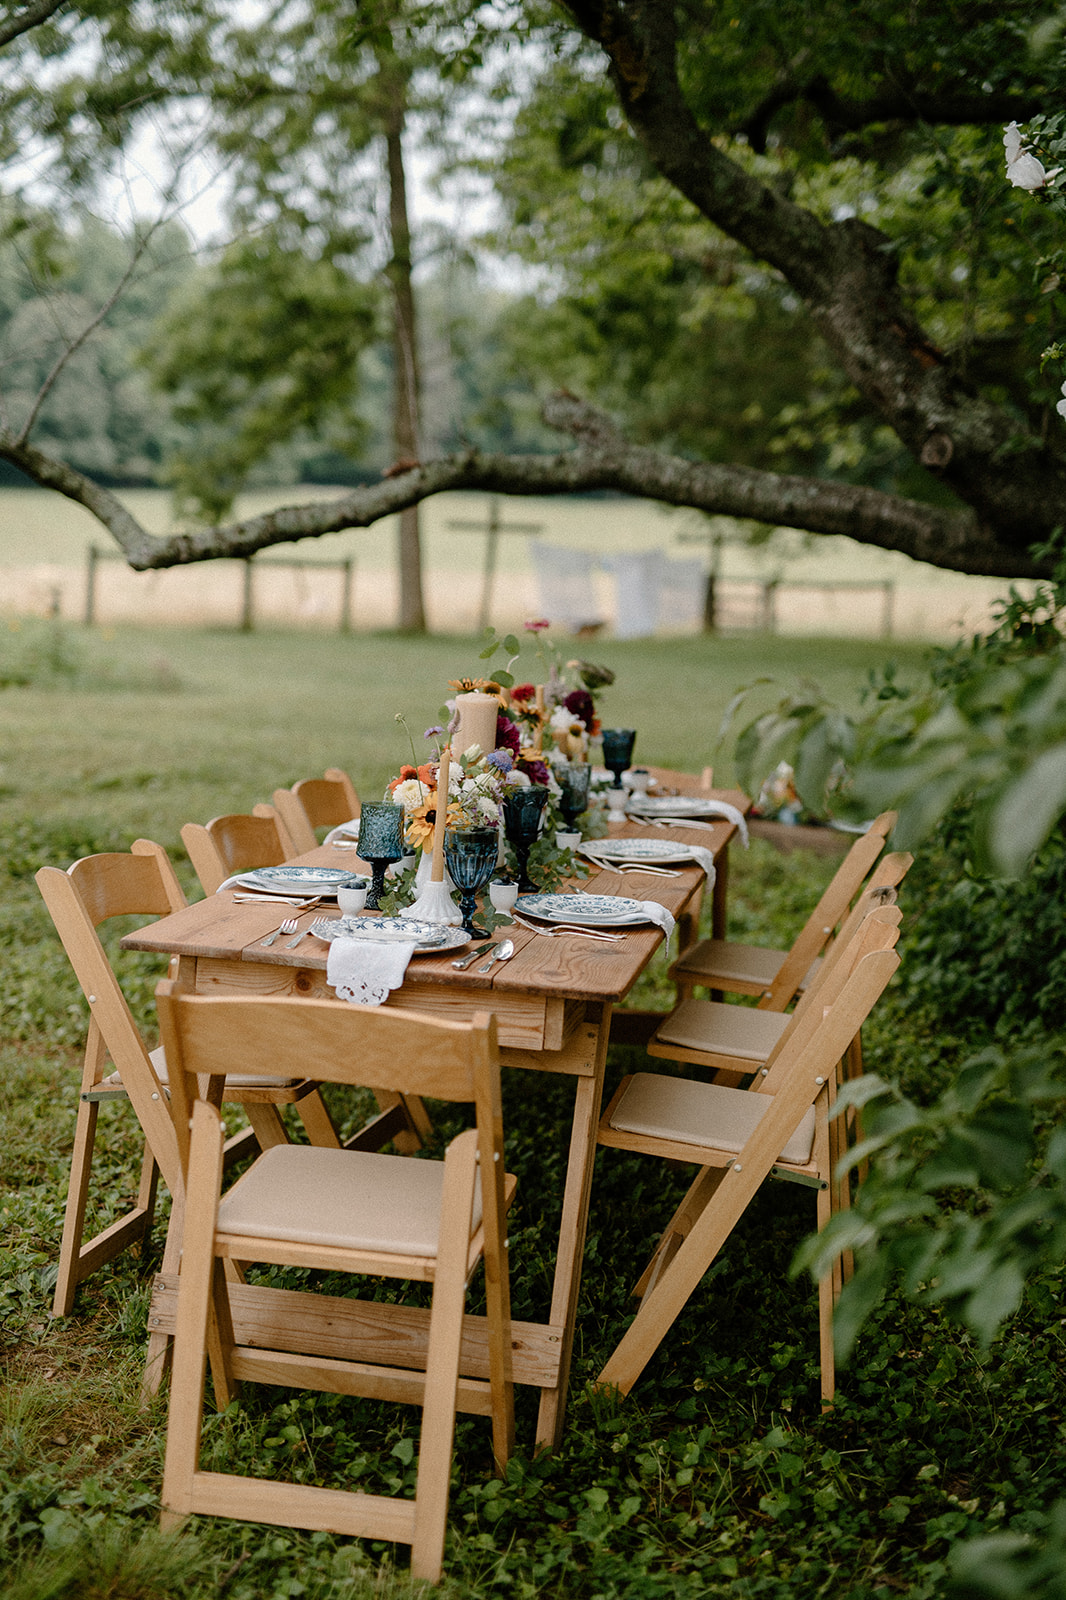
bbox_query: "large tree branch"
[560,0,1066,555]
[0,0,68,49]
[738,76,1042,154]
[0,393,1036,579]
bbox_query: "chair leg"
[160,1102,226,1530]
[293,1088,341,1148]
[814,1107,836,1408]
[52,1092,100,1317]
[631,1166,724,1301]
[142,1192,185,1404]
[242,1102,290,1151]
[410,1136,480,1583]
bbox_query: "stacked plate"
[308,916,469,953]
[515,893,652,929]
[229,866,362,899]
[580,838,696,867]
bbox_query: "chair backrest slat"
[157,989,497,1155]
[181,808,294,896]
[272,770,361,854]
[760,812,896,1009]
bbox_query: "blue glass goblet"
[557,762,591,830]
[600,728,636,818]
[443,828,500,938]
[503,785,550,892]
[356,802,406,909]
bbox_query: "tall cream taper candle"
[430,746,451,882]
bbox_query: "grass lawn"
[2,620,1063,1600]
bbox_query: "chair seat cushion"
[671,939,820,994]
[652,999,789,1060]
[104,1045,300,1092]
[217,1146,481,1256]
[672,939,786,988]
[608,1072,817,1165]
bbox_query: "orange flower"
[405,802,437,850]
[448,676,501,694]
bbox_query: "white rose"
[1007,151,1048,190]
[1003,122,1023,164]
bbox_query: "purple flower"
[519,756,551,787]
[495,712,521,756]
[563,688,595,727]
[486,749,514,773]
[423,724,444,739]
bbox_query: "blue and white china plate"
[309,916,469,953]
[516,893,649,928]
[625,796,728,819]
[233,866,360,898]
[580,838,695,866]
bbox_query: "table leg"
[712,844,729,940]
[534,1003,612,1451]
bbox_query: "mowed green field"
[0,623,931,850]
[0,485,1023,640]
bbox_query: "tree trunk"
[382,69,427,634]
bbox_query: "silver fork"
[512,915,624,942]
[585,860,680,878]
[261,917,298,947]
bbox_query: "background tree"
[1,0,1066,584]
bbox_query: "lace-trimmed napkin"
[685,845,718,884]
[326,936,417,1006]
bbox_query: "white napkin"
[324,817,362,845]
[630,800,750,846]
[687,845,719,884]
[326,936,417,1006]
[637,901,675,943]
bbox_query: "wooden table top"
[122,790,747,1009]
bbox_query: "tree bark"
[1,392,1033,578]
[381,59,427,633]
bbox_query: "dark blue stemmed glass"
[443,828,500,938]
[356,802,406,909]
[557,763,592,830]
[600,729,636,814]
[502,785,549,893]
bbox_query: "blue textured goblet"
[503,785,550,892]
[356,802,406,909]
[443,828,500,938]
[601,728,636,818]
[557,762,591,830]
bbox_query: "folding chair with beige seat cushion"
[156,989,515,1585]
[180,805,296,897]
[271,768,361,855]
[648,870,909,1085]
[36,844,340,1327]
[669,811,899,1008]
[596,919,900,1406]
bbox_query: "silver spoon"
[475,938,514,973]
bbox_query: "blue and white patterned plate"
[516,893,650,928]
[625,796,730,819]
[309,916,469,953]
[234,866,361,898]
[580,838,695,866]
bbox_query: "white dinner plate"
[625,797,732,820]
[580,838,696,866]
[308,916,469,953]
[515,893,651,928]
[233,866,361,898]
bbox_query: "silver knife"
[452,941,498,971]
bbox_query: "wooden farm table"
[124,789,746,1449]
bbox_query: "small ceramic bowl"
[337,879,369,915]
[555,830,582,851]
[489,880,519,914]
[624,768,652,795]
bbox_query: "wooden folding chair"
[647,862,910,1086]
[36,843,341,1324]
[596,919,901,1406]
[669,811,899,1007]
[156,988,515,1584]
[271,767,361,854]
[180,805,296,896]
